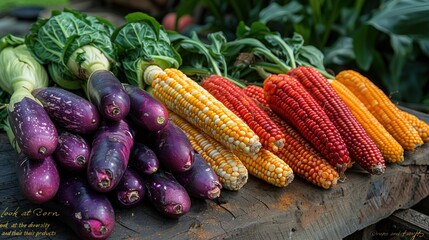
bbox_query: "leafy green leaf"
[368,0,429,40]
[353,24,378,71]
[113,13,182,87]
[25,9,116,69]
[259,2,303,24]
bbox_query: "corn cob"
[143,66,262,155]
[243,85,268,106]
[329,79,404,163]
[169,110,293,187]
[401,111,429,142]
[169,111,248,191]
[234,148,294,187]
[263,73,350,176]
[243,85,340,188]
[201,75,285,152]
[335,70,423,151]
[287,66,385,174]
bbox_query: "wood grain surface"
[0,109,428,240]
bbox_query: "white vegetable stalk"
[67,45,111,80]
[0,45,49,110]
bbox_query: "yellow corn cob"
[169,111,293,187]
[401,111,429,142]
[169,111,248,191]
[144,66,262,155]
[335,70,423,151]
[329,79,404,163]
[234,148,294,187]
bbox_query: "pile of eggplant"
[0,9,224,239]
[18,85,222,240]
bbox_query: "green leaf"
[353,24,378,71]
[113,13,182,86]
[25,9,116,67]
[419,40,429,57]
[0,35,24,52]
[259,2,303,24]
[368,0,429,40]
[388,35,413,94]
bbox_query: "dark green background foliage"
[176,0,429,112]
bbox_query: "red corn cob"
[243,85,268,106]
[201,75,285,152]
[243,84,341,186]
[263,74,350,176]
[287,66,385,175]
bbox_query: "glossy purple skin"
[173,153,222,200]
[110,168,145,208]
[130,142,159,175]
[87,70,130,121]
[145,172,191,218]
[152,122,194,172]
[46,176,115,240]
[32,87,100,134]
[53,131,90,172]
[8,97,58,160]
[124,84,168,132]
[16,153,60,204]
[87,120,134,192]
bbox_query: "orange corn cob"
[201,75,285,152]
[329,79,404,163]
[263,74,350,176]
[144,66,262,155]
[401,111,429,142]
[169,111,248,191]
[243,84,340,188]
[169,111,293,187]
[287,66,385,174]
[335,70,423,151]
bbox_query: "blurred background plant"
[169,0,429,112]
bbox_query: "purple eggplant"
[87,70,130,121]
[109,167,145,208]
[145,171,191,218]
[124,84,168,132]
[45,176,115,240]
[130,142,159,175]
[8,97,58,160]
[16,153,60,204]
[87,120,134,192]
[152,122,194,172]
[173,153,222,200]
[53,131,90,172]
[32,87,100,134]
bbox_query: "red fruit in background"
[162,12,194,32]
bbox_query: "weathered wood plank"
[0,109,427,240]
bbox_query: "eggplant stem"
[157,116,165,125]
[38,146,47,154]
[126,191,140,203]
[76,155,86,166]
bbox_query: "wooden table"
[0,108,428,240]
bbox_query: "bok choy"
[25,9,130,121]
[0,35,58,160]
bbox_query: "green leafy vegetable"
[25,8,117,83]
[112,12,182,88]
